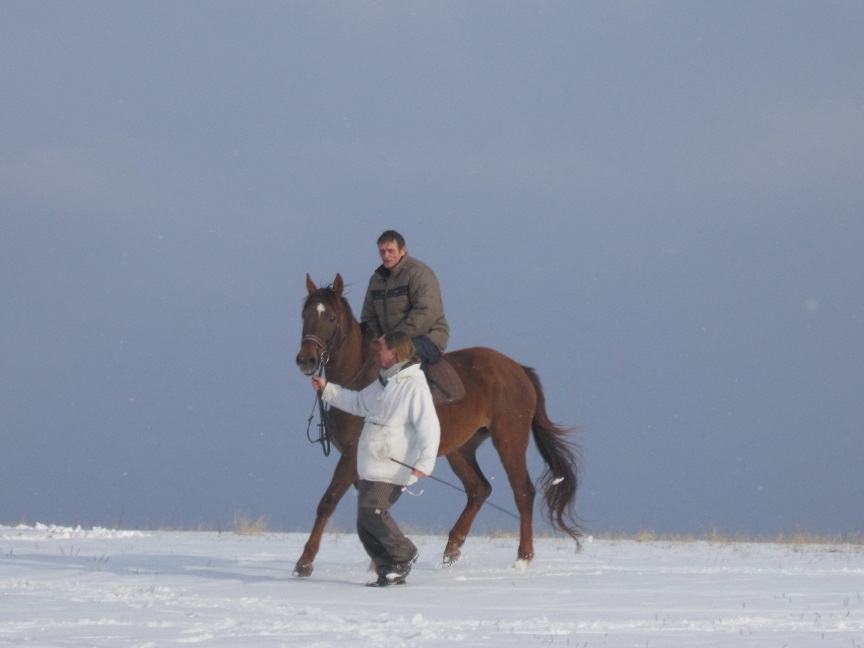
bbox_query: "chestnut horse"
[293,273,582,577]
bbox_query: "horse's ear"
[333,273,344,299]
[305,273,317,296]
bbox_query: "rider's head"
[377,230,407,270]
[377,230,406,249]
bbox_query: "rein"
[305,346,332,456]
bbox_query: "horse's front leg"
[293,451,357,577]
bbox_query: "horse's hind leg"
[490,422,537,564]
[442,434,491,565]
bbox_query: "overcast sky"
[2,1,862,539]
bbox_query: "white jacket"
[322,363,440,486]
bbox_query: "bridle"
[300,296,378,456]
[302,304,341,457]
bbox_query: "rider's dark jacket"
[360,255,450,353]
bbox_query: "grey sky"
[2,1,862,537]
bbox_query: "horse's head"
[296,273,349,376]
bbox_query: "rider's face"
[378,241,406,270]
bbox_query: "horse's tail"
[522,365,584,544]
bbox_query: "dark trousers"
[412,335,442,365]
[356,480,417,570]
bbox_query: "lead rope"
[305,351,331,456]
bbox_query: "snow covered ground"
[2,524,862,647]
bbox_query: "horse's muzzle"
[296,350,319,376]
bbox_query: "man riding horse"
[361,230,449,366]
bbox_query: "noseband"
[302,334,331,371]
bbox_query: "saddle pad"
[425,359,466,405]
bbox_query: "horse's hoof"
[441,551,460,567]
[293,562,314,577]
[512,557,531,572]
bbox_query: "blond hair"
[382,331,415,363]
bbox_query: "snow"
[2,524,862,647]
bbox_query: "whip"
[389,457,519,521]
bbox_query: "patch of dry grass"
[232,513,268,536]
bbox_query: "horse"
[293,273,582,577]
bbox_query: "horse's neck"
[328,326,378,389]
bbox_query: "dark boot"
[384,549,419,585]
